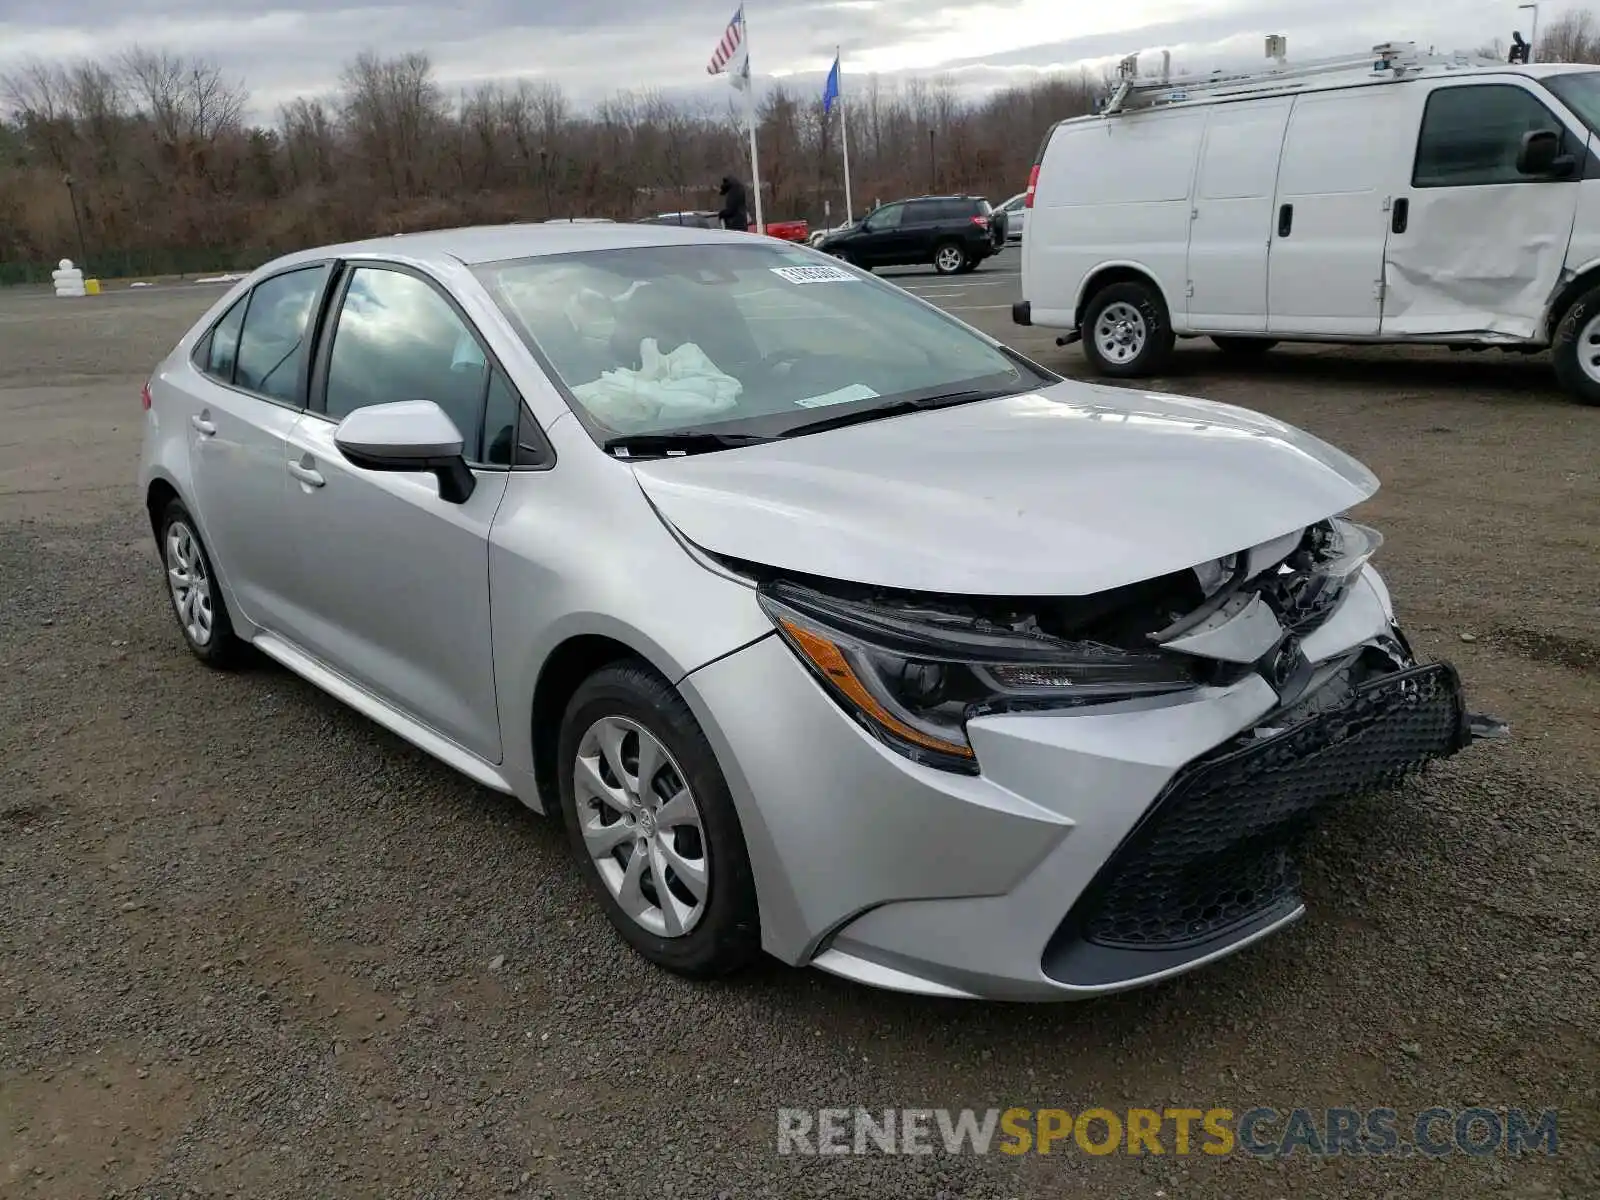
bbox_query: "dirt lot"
[1,262,1596,1199]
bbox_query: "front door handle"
[288,460,325,488]
[1277,203,1294,238]
[191,414,216,436]
[1391,197,1410,234]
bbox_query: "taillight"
[971,215,989,227]
[1024,163,1040,208]
[140,382,152,411]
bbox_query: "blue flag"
[823,54,840,114]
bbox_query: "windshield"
[470,241,1046,446]
[1544,70,1600,135]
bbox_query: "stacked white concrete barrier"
[52,259,87,297]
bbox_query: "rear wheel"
[1211,336,1278,358]
[933,241,967,275]
[157,498,245,668]
[1551,286,1600,405]
[556,661,761,979]
[1080,280,1175,377]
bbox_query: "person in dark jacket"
[716,176,750,231]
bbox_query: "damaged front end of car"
[735,515,1508,978]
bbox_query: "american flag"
[706,6,746,77]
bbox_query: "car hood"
[630,381,1380,596]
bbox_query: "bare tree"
[1,36,1109,278]
[1540,9,1600,61]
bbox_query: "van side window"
[1414,85,1567,188]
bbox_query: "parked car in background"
[638,211,721,229]
[816,195,1002,274]
[763,218,810,243]
[641,212,808,242]
[997,191,1027,242]
[137,221,1502,1001]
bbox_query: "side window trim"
[193,261,335,410]
[1411,82,1572,189]
[307,258,556,472]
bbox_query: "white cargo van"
[1013,41,1600,405]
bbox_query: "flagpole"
[836,46,853,224]
[742,9,765,234]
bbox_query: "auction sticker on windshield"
[795,383,880,408]
[770,265,857,285]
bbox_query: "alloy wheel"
[573,715,710,938]
[935,245,965,273]
[165,519,214,648]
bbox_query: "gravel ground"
[1,261,1596,1199]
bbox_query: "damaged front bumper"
[806,640,1506,1001]
[681,532,1508,1001]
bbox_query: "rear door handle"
[1391,197,1410,234]
[1277,203,1294,238]
[287,460,325,488]
[191,414,216,436]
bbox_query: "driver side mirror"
[1517,129,1576,178]
[334,400,477,504]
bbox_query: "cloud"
[0,0,1530,121]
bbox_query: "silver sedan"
[137,223,1503,1000]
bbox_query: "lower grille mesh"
[1070,662,1466,951]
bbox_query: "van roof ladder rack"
[1097,36,1499,115]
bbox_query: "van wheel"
[1211,336,1278,358]
[933,242,967,275]
[1551,287,1600,405]
[1081,281,1175,377]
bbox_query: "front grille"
[1062,662,1467,952]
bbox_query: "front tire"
[1551,286,1600,405]
[556,661,761,980]
[1080,280,1175,377]
[157,498,245,668]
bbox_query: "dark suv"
[815,195,1002,274]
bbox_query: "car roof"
[259,221,763,273]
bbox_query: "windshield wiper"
[776,388,1004,437]
[604,430,777,458]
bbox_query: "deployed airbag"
[572,338,743,429]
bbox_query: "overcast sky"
[0,0,1544,118]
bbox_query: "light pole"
[61,174,89,271]
[1520,3,1540,61]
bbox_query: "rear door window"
[234,266,328,404]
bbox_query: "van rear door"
[1380,79,1581,338]
[1022,109,1206,330]
[1186,97,1294,332]
[1267,85,1414,336]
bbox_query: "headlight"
[757,582,1198,774]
